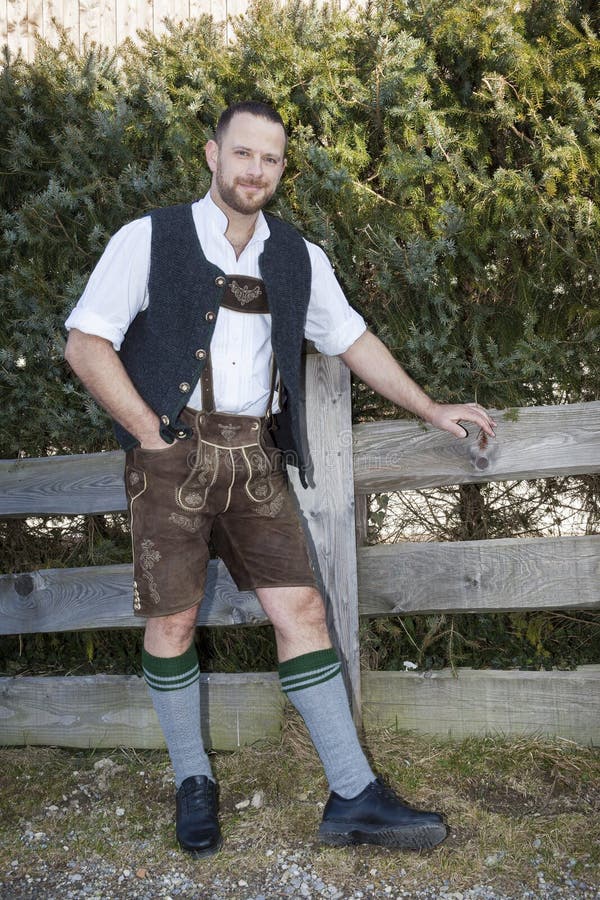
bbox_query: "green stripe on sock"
[280,662,341,692]
[143,666,200,692]
[281,666,341,693]
[278,648,339,681]
[142,644,198,679]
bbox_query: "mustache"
[235,177,268,188]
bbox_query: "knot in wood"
[14,573,35,597]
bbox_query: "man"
[65,101,495,858]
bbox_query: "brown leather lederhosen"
[125,276,316,617]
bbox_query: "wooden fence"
[1,355,600,749]
[1,0,352,60]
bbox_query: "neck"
[209,186,260,259]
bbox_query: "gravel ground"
[1,845,599,900]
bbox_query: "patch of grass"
[0,715,599,897]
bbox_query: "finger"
[465,403,497,428]
[447,421,469,438]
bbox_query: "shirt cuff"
[64,309,126,351]
[311,315,367,357]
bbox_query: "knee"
[144,607,198,655]
[299,588,328,629]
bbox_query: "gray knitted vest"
[116,203,313,479]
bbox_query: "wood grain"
[353,402,600,493]
[0,672,285,749]
[357,535,600,615]
[0,559,268,634]
[287,354,362,722]
[0,451,127,516]
[362,666,600,744]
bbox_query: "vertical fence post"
[287,351,362,726]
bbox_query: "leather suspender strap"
[200,354,216,413]
[200,351,279,419]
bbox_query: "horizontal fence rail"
[2,534,599,635]
[3,402,600,515]
[353,401,600,493]
[1,667,598,749]
[2,395,599,748]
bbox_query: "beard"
[215,167,276,215]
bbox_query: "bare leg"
[144,604,200,656]
[255,585,332,662]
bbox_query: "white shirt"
[65,193,366,415]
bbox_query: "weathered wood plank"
[3,533,598,634]
[362,666,600,744]
[27,0,43,58]
[0,672,285,750]
[153,0,189,36]
[116,0,152,44]
[354,493,368,547]
[353,402,600,493]
[2,668,598,748]
[0,450,126,517]
[4,402,599,517]
[288,354,362,722]
[5,0,28,57]
[80,0,100,44]
[0,559,268,634]
[357,534,600,616]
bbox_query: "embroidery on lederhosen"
[218,423,242,442]
[220,276,269,314]
[169,513,203,533]
[176,441,219,512]
[125,465,147,610]
[253,492,286,518]
[139,538,162,605]
[242,445,277,504]
[230,280,262,307]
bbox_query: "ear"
[205,139,218,173]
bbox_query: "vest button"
[179,382,190,393]
[195,349,206,360]
[205,311,216,323]
[160,415,170,425]
[215,276,226,288]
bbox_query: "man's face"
[206,112,287,217]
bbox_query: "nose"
[246,154,263,177]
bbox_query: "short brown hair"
[215,101,288,153]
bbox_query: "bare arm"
[64,329,167,449]
[340,330,496,438]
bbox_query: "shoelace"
[372,778,405,804]
[182,781,215,812]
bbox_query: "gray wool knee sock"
[279,648,375,799]
[142,644,213,789]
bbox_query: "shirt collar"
[198,192,271,244]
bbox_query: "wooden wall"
[1,0,351,59]
[2,0,252,60]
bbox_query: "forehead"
[221,112,287,155]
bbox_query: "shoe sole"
[178,836,223,858]
[318,822,447,850]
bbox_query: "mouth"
[237,181,266,191]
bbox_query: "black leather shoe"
[318,777,447,850]
[176,775,222,857]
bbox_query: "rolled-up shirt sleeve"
[303,241,367,356]
[64,217,152,351]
